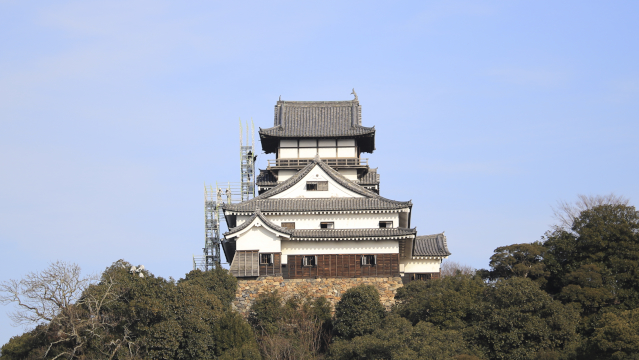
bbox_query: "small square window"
[281,222,295,229]
[303,255,317,267]
[379,221,393,228]
[260,254,273,265]
[320,222,334,229]
[361,255,376,265]
[306,181,328,191]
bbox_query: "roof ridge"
[224,208,293,237]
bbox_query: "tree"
[543,204,639,318]
[441,260,476,277]
[472,277,580,360]
[249,291,332,359]
[552,194,629,232]
[585,308,639,359]
[485,242,547,285]
[328,314,480,360]
[332,285,385,340]
[394,273,485,330]
[0,261,124,359]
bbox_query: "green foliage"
[395,273,485,330]
[328,314,480,360]
[584,308,639,359]
[0,259,258,360]
[0,328,47,360]
[179,267,238,307]
[249,292,333,359]
[249,290,284,335]
[473,277,580,360]
[544,204,639,319]
[486,242,547,285]
[333,285,385,340]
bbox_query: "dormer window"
[306,181,328,191]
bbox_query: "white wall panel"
[267,213,400,229]
[337,139,355,146]
[280,140,298,147]
[235,226,282,253]
[299,148,317,158]
[279,148,298,158]
[318,147,336,157]
[337,147,356,157]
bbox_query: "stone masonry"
[232,276,403,315]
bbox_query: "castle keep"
[220,94,451,284]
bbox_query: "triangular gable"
[224,209,292,239]
[222,156,411,213]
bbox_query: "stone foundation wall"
[232,276,403,315]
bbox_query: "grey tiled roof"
[413,233,451,257]
[223,198,409,212]
[223,156,410,213]
[256,170,277,186]
[224,209,293,237]
[290,227,416,240]
[259,99,375,153]
[359,168,380,185]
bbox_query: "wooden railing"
[268,158,368,168]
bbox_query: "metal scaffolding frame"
[193,118,256,271]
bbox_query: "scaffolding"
[193,118,256,271]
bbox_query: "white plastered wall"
[337,168,358,180]
[280,240,398,264]
[271,165,364,199]
[266,213,400,229]
[235,226,282,253]
[277,170,298,182]
[400,259,442,273]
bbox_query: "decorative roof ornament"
[351,88,358,101]
[279,95,281,101]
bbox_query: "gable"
[270,164,365,199]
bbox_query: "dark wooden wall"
[285,254,400,279]
[259,253,282,277]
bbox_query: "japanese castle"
[221,94,451,283]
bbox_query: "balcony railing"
[268,158,368,168]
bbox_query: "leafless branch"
[440,260,476,277]
[552,193,630,231]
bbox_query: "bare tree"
[0,261,128,359]
[440,260,475,277]
[552,194,630,231]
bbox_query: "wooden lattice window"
[306,181,328,191]
[361,255,376,266]
[281,222,295,229]
[303,255,317,267]
[260,254,273,265]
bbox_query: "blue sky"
[1,0,638,344]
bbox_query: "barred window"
[281,222,295,229]
[306,181,328,191]
[260,254,273,265]
[303,255,317,267]
[361,255,376,265]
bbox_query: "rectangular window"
[379,221,393,228]
[413,274,431,281]
[260,254,273,265]
[306,181,328,191]
[361,255,376,265]
[281,222,295,230]
[303,255,317,266]
[320,222,334,229]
